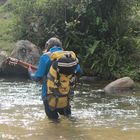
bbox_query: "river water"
[0,78,140,140]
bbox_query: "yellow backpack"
[47,51,78,109]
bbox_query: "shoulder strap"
[50,51,77,61]
[43,52,51,57]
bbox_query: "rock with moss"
[0,50,8,74]
[0,40,41,77]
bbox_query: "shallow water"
[0,78,140,140]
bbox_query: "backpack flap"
[51,51,78,75]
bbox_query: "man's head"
[45,37,62,51]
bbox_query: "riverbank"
[0,1,140,80]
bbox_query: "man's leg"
[43,99,59,120]
[58,106,71,117]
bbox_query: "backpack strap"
[43,51,51,57]
[47,72,55,82]
[56,69,61,86]
[47,70,60,88]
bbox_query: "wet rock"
[104,77,135,94]
[0,0,7,5]
[0,51,8,65]
[0,51,8,74]
[0,40,41,77]
[10,40,41,64]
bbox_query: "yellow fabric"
[47,51,77,109]
[47,95,69,108]
[47,67,72,108]
[47,69,72,95]
[50,51,76,61]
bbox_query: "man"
[28,37,81,120]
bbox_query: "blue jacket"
[29,46,81,100]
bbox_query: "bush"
[5,0,140,79]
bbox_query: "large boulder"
[104,77,135,94]
[10,40,40,64]
[1,40,41,77]
[0,0,7,5]
[0,51,8,75]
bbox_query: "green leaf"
[90,60,99,69]
[88,40,100,55]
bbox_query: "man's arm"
[75,64,82,76]
[28,54,51,82]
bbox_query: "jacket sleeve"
[75,64,82,76]
[28,54,51,82]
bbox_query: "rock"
[104,77,135,94]
[10,40,40,64]
[0,0,7,5]
[80,76,99,82]
[1,40,41,77]
[0,51,8,66]
[0,51,8,74]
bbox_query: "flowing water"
[0,78,140,140]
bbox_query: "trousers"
[43,99,71,120]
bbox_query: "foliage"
[0,4,15,52]
[3,0,140,79]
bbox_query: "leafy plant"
[3,0,140,80]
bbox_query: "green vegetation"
[0,4,15,52]
[0,0,140,80]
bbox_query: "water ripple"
[0,79,140,132]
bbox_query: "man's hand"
[28,66,33,74]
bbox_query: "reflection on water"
[0,78,140,140]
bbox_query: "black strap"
[56,69,60,86]
[50,88,68,97]
[47,72,55,81]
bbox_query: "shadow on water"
[0,78,140,140]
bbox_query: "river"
[0,78,140,140]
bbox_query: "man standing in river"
[28,37,81,120]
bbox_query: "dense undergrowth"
[0,0,140,80]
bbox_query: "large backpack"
[47,51,78,109]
